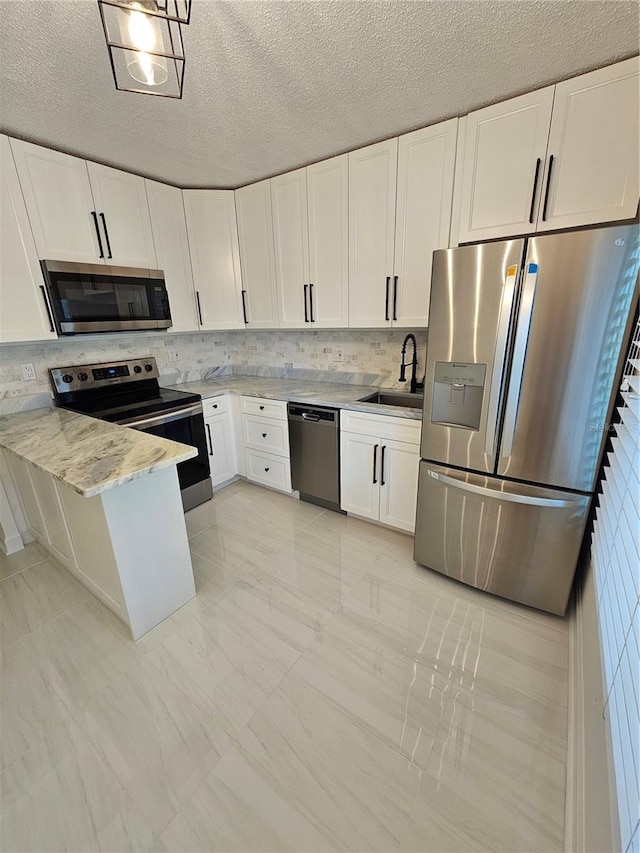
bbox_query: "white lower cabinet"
[340,411,420,533]
[238,396,291,493]
[203,396,237,489]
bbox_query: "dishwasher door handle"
[301,412,320,422]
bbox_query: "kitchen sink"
[358,391,424,409]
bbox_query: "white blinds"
[591,317,640,853]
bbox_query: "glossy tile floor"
[1,481,569,852]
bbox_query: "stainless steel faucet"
[399,333,424,395]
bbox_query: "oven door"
[41,260,172,334]
[122,404,212,511]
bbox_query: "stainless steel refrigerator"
[414,225,639,615]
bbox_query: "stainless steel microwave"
[40,260,172,335]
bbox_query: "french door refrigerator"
[414,225,639,614]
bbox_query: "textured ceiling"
[0,0,638,188]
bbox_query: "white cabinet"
[183,190,244,330]
[271,155,349,329]
[393,120,458,327]
[11,139,102,263]
[145,180,199,333]
[348,123,457,329]
[538,57,640,231]
[235,180,279,328]
[203,397,237,488]
[271,168,310,328]
[340,411,420,533]
[0,135,57,342]
[348,139,398,327]
[457,88,555,243]
[238,396,291,492]
[11,138,156,267]
[85,162,156,267]
[457,58,640,241]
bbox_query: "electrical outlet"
[21,363,36,381]
[333,349,344,362]
[167,350,179,363]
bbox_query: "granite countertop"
[0,408,197,497]
[167,377,424,420]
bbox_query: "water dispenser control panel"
[431,362,486,430]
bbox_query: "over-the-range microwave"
[40,260,172,335]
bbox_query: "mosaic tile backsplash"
[0,329,428,412]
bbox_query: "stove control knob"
[144,363,153,372]
[133,365,142,373]
[61,374,74,384]
[77,372,88,382]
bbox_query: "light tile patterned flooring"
[1,480,569,852]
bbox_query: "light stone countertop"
[0,407,197,497]
[167,376,424,420]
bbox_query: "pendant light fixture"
[97,0,191,98]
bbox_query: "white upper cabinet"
[145,180,199,333]
[271,168,310,328]
[457,88,555,243]
[235,180,279,329]
[307,154,349,328]
[11,138,157,267]
[183,190,244,331]
[537,57,640,231]
[11,139,102,263]
[0,135,57,342]
[86,163,156,267]
[393,119,458,327]
[348,139,398,327]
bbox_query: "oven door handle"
[119,402,203,429]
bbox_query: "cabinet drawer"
[203,395,229,417]
[342,410,421,444]
[245,449,291,492]
[240,396,287,421]
[242,414,290,457]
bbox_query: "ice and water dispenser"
[431,362,486,430]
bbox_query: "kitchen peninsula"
[0,407,197,639]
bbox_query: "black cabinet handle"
[241,290,249,325]
[262,432,267,438]
[195,291,204,325]
[259,405,265,410]
[205,422,213,455]
[264,467,270,473]
[303,284,309,322]
[528,158,542,224]
[39,286,55,332]
[99,213,112,258]
[90,211,104,258]
[384,277,390,321]
[380,445,386,486]
[541,155,554,222]
[372,444,379,484]
[212,403,218,409]
[392,276,398,321]
[309,283,315,323]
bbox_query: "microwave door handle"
[39,286,56,332]
[120,402,203,429]
[427,469,575,508]
[484,263,520,457]
[99,213,113,259]
[500,263,538,459]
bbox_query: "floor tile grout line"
[0,554,49,584]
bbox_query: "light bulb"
[125,2,168,87]
[127,3,157,51]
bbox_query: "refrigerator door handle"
[500,263,538,458]
[484,262,520,456]
[426,469,576,508]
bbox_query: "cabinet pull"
[541,155,554,222]
[90,211,105,258]
[264,467,270,473]
[241,289,249,325]
[303,284,309,322]
[384,277,390,321]
[392,276,398,321]
[372,444,379,484]
[262,432,267,438]
[39,286,55,332]
[195,291,204,325]
[212,403,218,409]
[205,422,213,455]
[309,283,315,322]
[99,212,113,258]
[380,445,386,486]
[528,158,542,224]
[259,405,265,410]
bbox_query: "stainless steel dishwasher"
[287,404,343,513]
